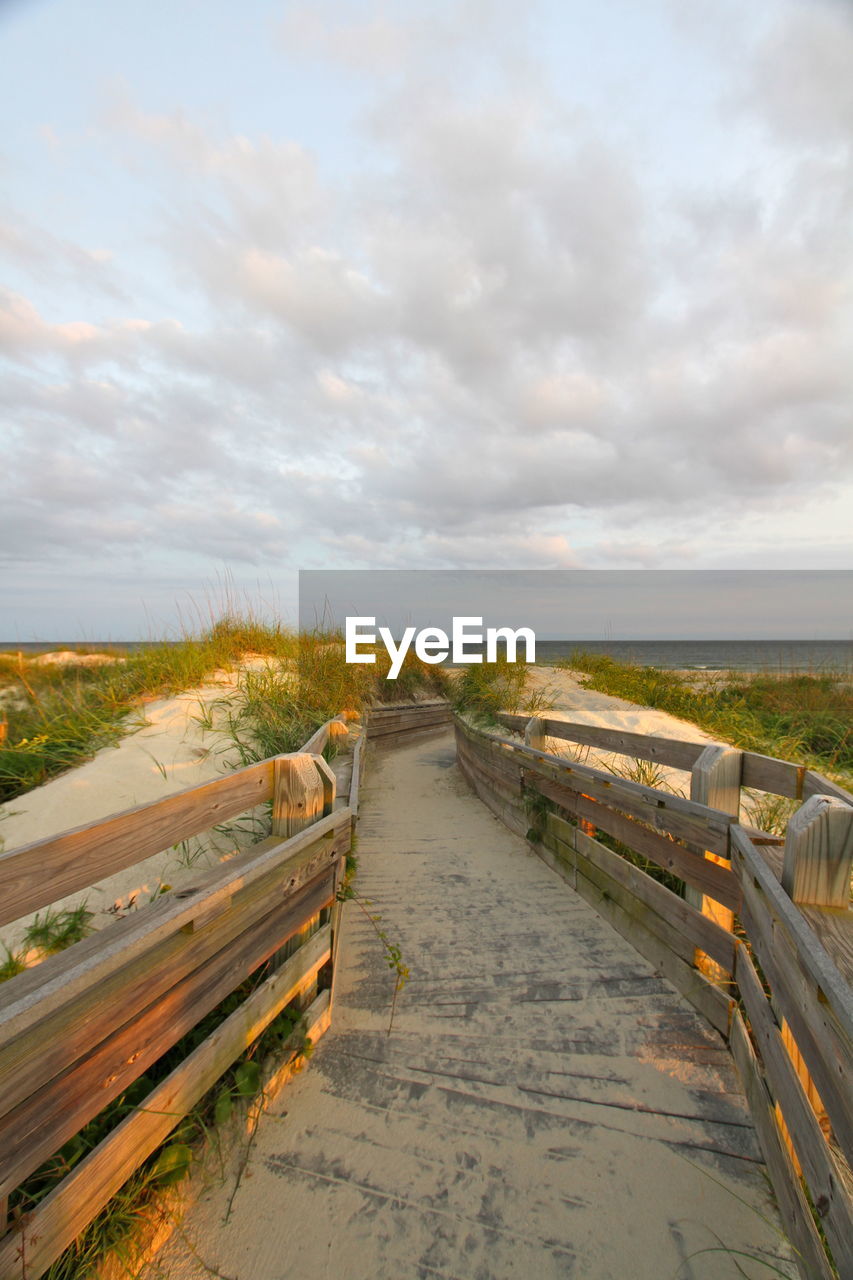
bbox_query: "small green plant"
[523,788,556,843]
[23,903,94,954]
[337,878,409,1035]
[0,945,26,982]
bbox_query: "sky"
[1,0,851,640]
[299,570,853,639]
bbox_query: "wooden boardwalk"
[149,731,796,1279]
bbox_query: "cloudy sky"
[1,0,851,639]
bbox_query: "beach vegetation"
[561,652,852,786]
[0,618,450,804]
[451,654,554,725]
[22,903,94,955]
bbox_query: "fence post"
[781,794,853,909]
[272,754,330,838]
[271,753,338,1001]
[688,744,742,981]
[524,717,546,752]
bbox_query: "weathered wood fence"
[456,712,853,1280]
[0,714,362,1280]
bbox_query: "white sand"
[0,667,257,956]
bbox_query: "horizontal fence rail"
[0,716,362,1280]
[456,711,853,1280]
[366,698,453,742]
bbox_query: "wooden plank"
[528,753,732,854]
[457,742,523,799]
[542,831,698,969]
[732,827,853,1166]
[688,745,741,980]
[524,717,547,751]
[529,777,741,911]
[348,731,364,817]
[300,722,330,756]
[458,716,740,855]
[459,737,524,787]
[735,947,853,1275]
[461,757,523,808]
[369,716,451,740]
[0,760,275,928]
[369,710,451,730]
[0,971,331,1280]
[0,816,350,1113]
[803,771,853,805]
[546,814,737,972]
[798,908,853,987]
[781,794,853,909]
[742,753,806,799]
[456,756,527,838]
[496,712,709,769]
[732,826,853,1041]
[311,754,337,817]
[541,719,708,771]
[739,885,853,1172]
[729,1012,834,1280]
[493,714,819,802]
[0,871,336,1199]
[371,706,450,716]
[691,744,742,817]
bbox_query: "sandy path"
[148,731,794,1280]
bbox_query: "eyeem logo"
[345,616,536,679]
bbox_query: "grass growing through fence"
[562,652,852,785]
[10,952,317,1279]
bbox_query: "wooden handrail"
[494,712,852,804]
[0,713,362,1276]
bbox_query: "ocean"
[2,638,851,672]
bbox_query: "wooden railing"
[0,715,363,1280]
[456,711,853,1280]
[366,698,453,742]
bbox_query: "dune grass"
[0,619,450,804]
[562,651,852,786]
[220,633,450,766]
[450,654,553,724]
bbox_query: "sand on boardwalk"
[0,661,269,957]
